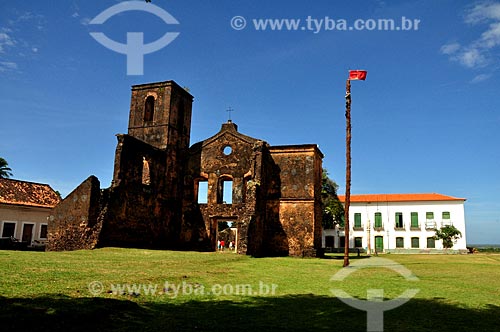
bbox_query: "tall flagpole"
[344,79,352,267]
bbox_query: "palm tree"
[0,157,13,178]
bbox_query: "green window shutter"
[375,212,382,228]
[395,212,403,227]
[396,237,404,248]
[427,237,435,248]
[442,211,450,219]
[411,237,420,248]
[375,236,384,251]
[426,212,434,220]
[354,237,362,248]
[411,212,418,227]
[354,213,361,227]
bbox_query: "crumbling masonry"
[47,80,324,257]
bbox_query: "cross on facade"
[226,107,234,122]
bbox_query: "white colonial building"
[322,193,467,253]
[0,178,60,249]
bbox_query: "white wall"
[322,200,467,252]
[0,204,51,244]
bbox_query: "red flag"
[348,70,367,80]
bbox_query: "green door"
[375,236,384,252]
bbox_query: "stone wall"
[47,176,102,251]
[270,145,324,257]
[99,134,180,249]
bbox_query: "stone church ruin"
[47,80,324,257]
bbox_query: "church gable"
[197,122,261,177]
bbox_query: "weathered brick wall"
[279,201,317,256]
[183,122,263,254]
[128,81,193,150]
[46,176,102,251]
[182,123,323,257]
[269,146,324,257]
[100,134,180,249]
[270,147,318,200]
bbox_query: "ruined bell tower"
[128,80,193,150]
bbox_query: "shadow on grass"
[322,254,372,260]
[1,294,498,332]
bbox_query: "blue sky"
[0,0,499,244]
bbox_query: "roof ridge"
[338,193,466,201]
[0,177,55,188]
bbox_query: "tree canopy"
[434,225,462,249]
[321,169,344,229]
[0,157,13,179]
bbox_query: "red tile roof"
[0,178,61,208]
[338,193,465,203]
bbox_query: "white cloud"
[0,31,15,53]
[471,73,492,83]
[465,1,500,24]
[0,11,46,71]
[0,61,18,72]
[457,48,487,68]
[440,42,461,55]
[442,1,500,71]
[479,21,500,47]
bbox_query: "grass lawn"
[1,248,499,331]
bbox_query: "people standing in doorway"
[220,240,225,251]
[217,240,221,251]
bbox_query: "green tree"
[321,169,344,229]
[434,225,462,249]
[0,157,13,178]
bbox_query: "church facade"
[47,80,324,257]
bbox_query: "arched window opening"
[144,96,155,122]
[217,176,233,204]
[142,157,151,185]
[196,179,208,204]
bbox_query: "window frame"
[354,213,362,228]
[396,237,404,248]
[195,178,209,204]
[1,221,16,238]
[426,237,436,249]
[374,212,382,228]
[354,237,363,248]
[411,237,420,248]
[144,95,155,122]
[217,176,234,204]
[395,212,404,228]
[39,223,48,240]
[410,212,419,228]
